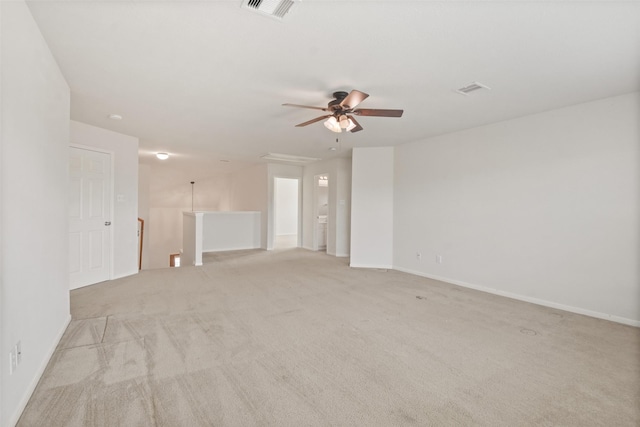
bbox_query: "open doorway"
[314,173,329,252]
[274,177,299,249]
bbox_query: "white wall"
[275,178,299,236]
[1,2,71,425]
[70,121,139,280]
[229,164,268,248]
[148,208,184,268]
[393,92,640,325]
[202,212,261,252]
[350,147,394,268]
[335,158,352,257]
[302,158,352,256]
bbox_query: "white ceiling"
[27,0,640,170]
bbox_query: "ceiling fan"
[282,89,403,133]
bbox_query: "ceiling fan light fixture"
[346,119,356,132]
[324,116,341,133]
[339,115,350,129]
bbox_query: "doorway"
[274,177,299,249]
[69,146,112,289]
[314,173,329,252]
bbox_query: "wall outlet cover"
[9,348,17,374]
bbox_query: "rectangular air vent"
[242,0,297,20]
[261,153,319,164]
[456,81,491,95]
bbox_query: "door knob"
[105,221,111,226]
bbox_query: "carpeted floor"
[18,248,640,426]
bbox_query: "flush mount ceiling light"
[156,152,169,160]
[108,114,123,120]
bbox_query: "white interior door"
[69,147,112,289]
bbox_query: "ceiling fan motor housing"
[328,91,349,112]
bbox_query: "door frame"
[69,143,115,283]
[268,174,302,250]
[313,172,329,252]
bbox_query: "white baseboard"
[112,269,139,280]
[9,314,72,427]
[299,246,348,258]
[71,269,140,291]
[394,266,640,328]
[350,263,392,269]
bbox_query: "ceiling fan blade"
[295,115,332,127]
[352,108,404,117]
[282,103,328,111]
[347,115,363,133]
[339,90,369,109]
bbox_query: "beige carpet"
[18,248,640,426]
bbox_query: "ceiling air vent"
[261,153,319,164]
[456,82,491,96]
[242,0,297,21]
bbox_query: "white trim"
[350,263,391,269]
[312,172,329,252]
[394,266,640,328]
[9,314,72,427]
[112,270,139,281]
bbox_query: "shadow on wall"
[144,171,232,269]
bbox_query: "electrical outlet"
[16,341,22,365]
[416,252,422,260]
[436,255,443,264]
